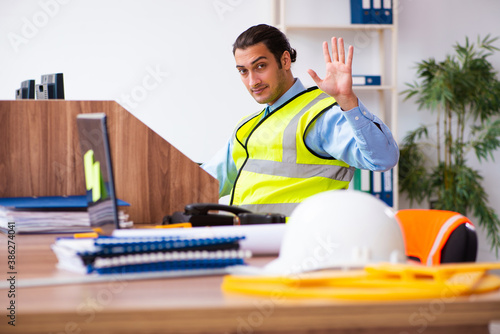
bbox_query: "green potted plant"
[400,35,500,253]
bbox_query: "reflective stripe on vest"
[230,87,355,216]
[427,214,468,266]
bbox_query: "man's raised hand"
[307,37,358,111]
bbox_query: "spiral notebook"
[52,235,251,274]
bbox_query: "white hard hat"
[264,190,406,275]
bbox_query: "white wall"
[2,0,499,260]
[1,0,269,163]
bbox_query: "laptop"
[75,114,285,258]
[76,113,119,236]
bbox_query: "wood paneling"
[0,100,219,223]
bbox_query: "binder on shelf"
[381,169,394,207]
[352,169,372,193]
[382,0,393,24]
[351,0,392,24]
[370,0,382,24]
[351,169,360,191]
[350,0,371,24]
[353,170,393,206]
[352,75,381,86]
[370,171,383,200]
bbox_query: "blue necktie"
[264,106,271,116]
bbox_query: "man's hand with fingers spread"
[307,37,358,111]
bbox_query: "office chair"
[395,209,478,266]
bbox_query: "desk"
[1,234,500,334]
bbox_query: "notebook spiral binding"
[74,235,250,274]
[90,236,244,254]
[93,249,252,274]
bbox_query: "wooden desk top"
[1,234,500,334]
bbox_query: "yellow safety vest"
[230,87,355,216]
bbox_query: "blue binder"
[381,169,394,207]
[370,0,382,24]
[352,75,381,86]
[351,0,392,24]
[350,0,372,24]
[0,195,129,210]
[369,170,394,206]
[382,0,393,24]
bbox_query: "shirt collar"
[267,78,306,113]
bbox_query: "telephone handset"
[184,203,251,216]
[163,203,286,227]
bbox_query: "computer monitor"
[76,113,119,235]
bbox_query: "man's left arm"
[305,100,399,171]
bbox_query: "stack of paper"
[113,224,286,256]
[0,196,132,234]
[51,235,252,275]
[0,209,131,234]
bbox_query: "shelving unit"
[271,0,399,209]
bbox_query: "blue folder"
[351,0,393,24]
[0,195,129,210]
[381,169,394,207]
[351,0,372,24]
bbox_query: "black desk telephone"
[163,203,286,227]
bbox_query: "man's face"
[235,43,290,105]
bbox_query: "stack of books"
[51,235,252,275]
[0,195,132,234]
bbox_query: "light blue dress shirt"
[202,78,399,196]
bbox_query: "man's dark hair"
[232,24,297,68]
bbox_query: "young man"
[202,24,399,216]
